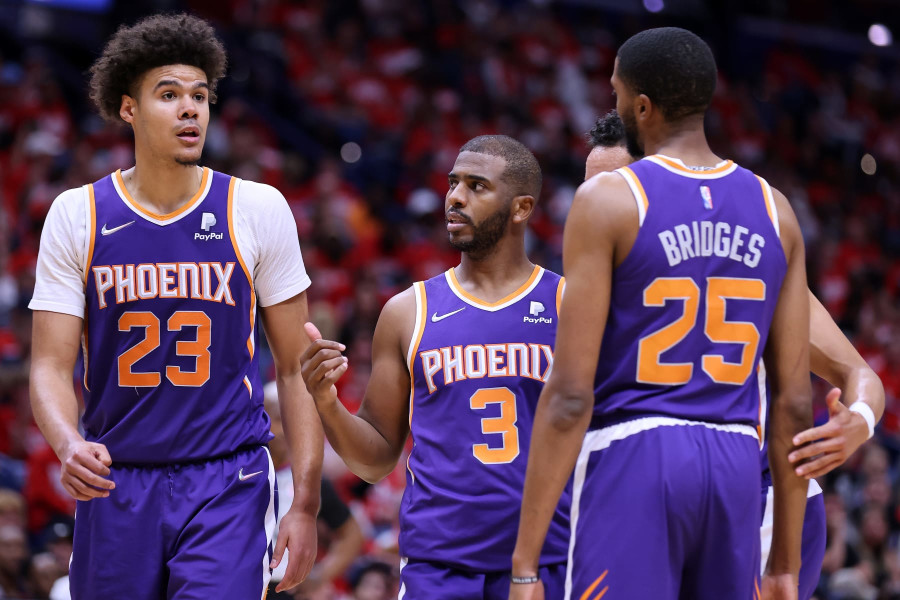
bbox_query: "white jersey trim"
[645,154,739,180]
[112,167,212,226]
[445,266,544,312]
[615,167,648,226]
[566,416,758,599]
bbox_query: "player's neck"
[457,242,534,303]
[643,118,723,168]
[122,153,204,215]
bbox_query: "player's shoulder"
[382,284,418,321]
[231,178,290,213]
[46,185,90,223]
[571,170,638,232]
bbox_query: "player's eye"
[193,94,206,102]
[162,91,175,100]
[471,182,484,191]
[448,179,458,189]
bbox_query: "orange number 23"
[637,277,765,386]
[118,310,211,387]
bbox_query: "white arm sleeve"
[233,180,311,307]
[28,187,89,318]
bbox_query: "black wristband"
[510,575,540,585]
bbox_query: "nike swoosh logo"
[101,221,135,236]
[238,468,264,482]
[431,307,465,322]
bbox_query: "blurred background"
[0,0,898,598]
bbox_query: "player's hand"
[508,580,544,600]
[271,506,317,593]
[300,323,348,405]
[789,388,869,479]
[760,574,798,600]
[57,439,115,501]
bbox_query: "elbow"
[351,459,397,485]
[544,386,593,431]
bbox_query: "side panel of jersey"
[399,268,569,571]
[593,159,787,428]
[83,170,269,463]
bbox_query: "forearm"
[277,370,323,515]
[316,397,402,483]
[842,367,884,423]
[512,387,592,574]
[30,363,83,457]
[767,390,812,575]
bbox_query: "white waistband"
[583,416,759,454]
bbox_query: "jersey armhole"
[615,167,648,227]
[756,176,780,239]
[556,277,565,315]
[83,184,96,288]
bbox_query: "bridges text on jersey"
[658,221,766,268]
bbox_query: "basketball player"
[511,28,811,600]
[300,136,570,599]
[28,14,321,599]
[584,110,885,600]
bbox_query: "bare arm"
[786,292,885,478]
[312,516,364,586]
[30,311,115,500]
[301,288,415,483]
[260,291,322,591]
[761,189,813,595]
[511,173,633,587]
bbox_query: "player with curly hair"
[29,13,322,599]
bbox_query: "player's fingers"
[65,475,110,499]
[61,480,93,502]
[825,387,843,413]
[321,361,349,386]
[789,437,844,464]
[270,530,288,570]
[800,454,843,479]
[72,446,113,478]
[792,421,839,446]
[304,322,322,342]
[89,442,113,468]
[67,462,116,490]
[300,341,346,367]
[65,454,115,488]
[310,357,348,384]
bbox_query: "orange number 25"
[637,277,765,386]
[118,310,211,387]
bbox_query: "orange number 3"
[637,277,765,386]
[118,310,212,387]
[470,387,519,465]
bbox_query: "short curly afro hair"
[89,13,227,122]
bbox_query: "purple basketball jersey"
[400,266,569,571]
[82,169,270,464]
[593,156,787,428]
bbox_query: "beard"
[175,157,201,167]
[448,203,511,260]
[621,109,645,158]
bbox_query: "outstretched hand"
[300,323,349,404]
[789,388,870,479]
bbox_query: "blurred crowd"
[0,0,897,598]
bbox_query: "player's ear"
[512,194,536,224]
[119,94,136,125]
[636,93,652,121]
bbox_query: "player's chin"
[174,149,203,167]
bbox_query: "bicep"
[808,291,866,386]
[763,194,810,394]
[356,296,414,454]
[259,292,311,367]
[32,311,83,373]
